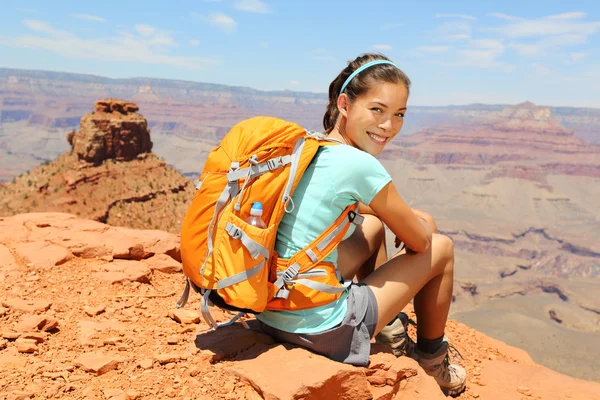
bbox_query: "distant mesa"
[69,98,153,164]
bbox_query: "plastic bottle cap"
[250,202,263,216]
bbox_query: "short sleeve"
[331,146,392,207]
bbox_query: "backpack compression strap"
[272,202,364,299]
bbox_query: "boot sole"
[442,381,466,397]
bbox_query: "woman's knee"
[431,233,454,271]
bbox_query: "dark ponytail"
[323,53,411,133]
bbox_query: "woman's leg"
[337,214,387,281]
[362,233,455,339]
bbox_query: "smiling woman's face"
[341,81,408,156]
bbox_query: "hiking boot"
[414,340,467,397]
[375,312,416,357]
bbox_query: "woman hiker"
[256,53,467,396]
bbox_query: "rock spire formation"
[69,99,153,164]
[0,99,193,234]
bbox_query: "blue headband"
[339,60,398,96]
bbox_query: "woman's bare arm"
[368,182,432,253]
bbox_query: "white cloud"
[233,0,271,14]
[561,51,587,65]
[17,8,39,13]
[569,51,587,61]
[435,21,472,41]
[207,13,237,34]
[381,23,402,30]
[489,12,600,38]
[259,41,268,48]
[190,39,200,47]
[289,80,300,85]
[135,24,155,36]
[531,63,551,75]
[509,34,588,56]
[435,13,476,21]
[23,20,56,35]
[547,12,587,20]
[448,34,470,40]
[1,19,218,70]
[372,44,392,51]
[70,13,105,22]
[455,39,506,68]
[416,45,449,53]
[487,12,522,21]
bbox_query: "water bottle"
[246,202,267,228]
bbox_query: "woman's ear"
[337,94,349,118]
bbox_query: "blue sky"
[1,0,599,107]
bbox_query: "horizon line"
[1,65,599,111]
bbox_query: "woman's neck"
[327,119,353,146]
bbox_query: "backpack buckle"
[281,263,300,282]
[266,157,284,171]
[225,223,242,240]
[347,210,364,225]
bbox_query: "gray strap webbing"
[273,262,300,290]
[217,312,249,329]
[225,223,269,260]
[291,279,347,294]
[227,155,292,182]
[277,269,327,279]
[216,259,266,289]
[316,222,347,252]
[314,209,364,253]
[305,249,319,263]
[201,290,219,330]
[274,288,291,299]
[199,183,234,282]
[176,278,191,309]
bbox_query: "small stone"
[126,390,139,400]
[0,338,7,349]
[189,366,203,377]
[2,299,52,313]
[84,306,106,317]
[2,331,21,340]
[16,338,38,353]
[139,358,153,369]
[169,309,201,324]
[488,353,497,361]
[20,332,48,343]
[366,369,387,386]
[10,391,34,400]
[167,336,179,345]
[471,391,480,398]
[103,388,131,400]
[156,353,181,365]
[103,337,122,346]
[75,353,120,376]
[15,315,59,332]
[0,306,7,316]
[517,386,532,396]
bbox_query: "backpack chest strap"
[272,203,363,299]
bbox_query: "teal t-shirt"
[256,144,392,333]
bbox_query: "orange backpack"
[178,116,363,330]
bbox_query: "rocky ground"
[1,212,600,400]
